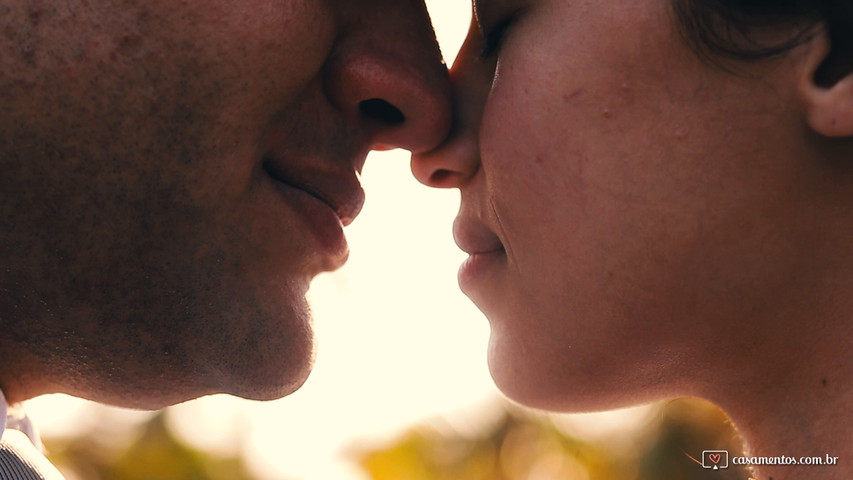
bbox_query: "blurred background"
[26,2,752,479]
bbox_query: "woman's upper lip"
[262,158,365,226]
[453,214,504,255]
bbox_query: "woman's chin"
[487,335,664,414]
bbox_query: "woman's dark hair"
[671,0,853,82]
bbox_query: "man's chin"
[94,364,314,410]
[230,353,315,403]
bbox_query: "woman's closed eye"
[479,15,516,59]
[474,0,528,61]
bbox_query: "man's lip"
[266,177,349,271]
[262,158,365,226]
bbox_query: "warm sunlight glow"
[23,4,658,480]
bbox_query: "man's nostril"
[359,98,406,126]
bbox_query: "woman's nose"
[323,1,453,155]
[411,18,489,188]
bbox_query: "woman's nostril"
[429,169,453,185]
[359,98,406,126]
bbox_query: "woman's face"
[414,0,825,410]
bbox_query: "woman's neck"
[709,312,852,480]
[727,380,850,479]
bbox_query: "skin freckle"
[562,87,584,103]
[27,6,42,27]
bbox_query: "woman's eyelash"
[479,16,515,60]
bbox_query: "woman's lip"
[453,216,504,257]
[458,247,506,294]
[453,213,507,294]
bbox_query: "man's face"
[0,0,450,406]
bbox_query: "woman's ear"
[800,30,853,137]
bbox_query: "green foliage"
[45,413,259,480]
[355,399,755,480]
[40,398,755,480]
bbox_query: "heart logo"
[709,453,721,464]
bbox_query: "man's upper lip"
[453,214,504,255]
[263,157,365,226]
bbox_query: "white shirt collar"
[0,388,43,451]
[0,388,6,440]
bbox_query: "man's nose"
[323,1,452,154]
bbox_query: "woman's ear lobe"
[800,30,853,137]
